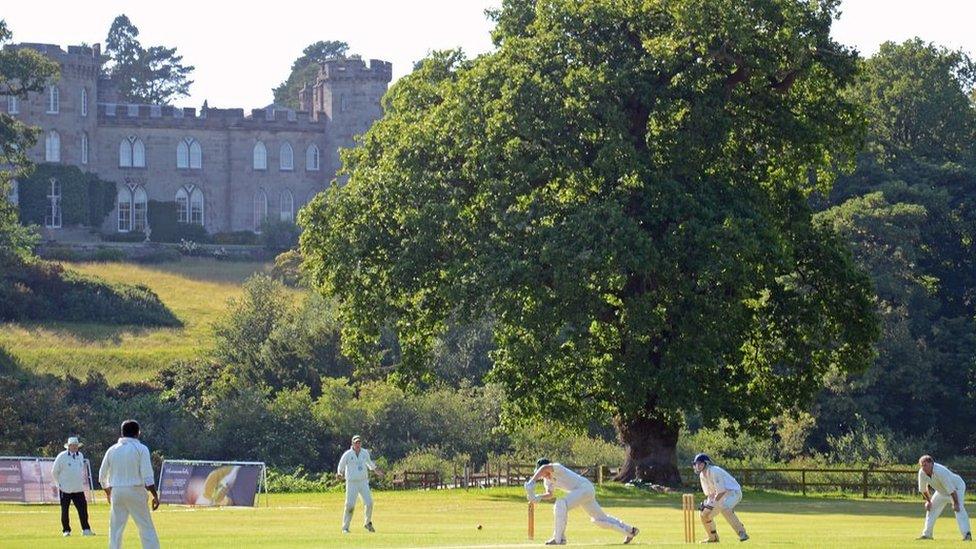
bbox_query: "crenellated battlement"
[6,43,101,69]
[95,103,326,131]
[317,58,393,83]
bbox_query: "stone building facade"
[4,42,391,238]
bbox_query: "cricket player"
[693,453,749,543]
[917,455,971,541]
[524,458,639,545]
[336,435,382,533]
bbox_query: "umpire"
[52,436,94,537]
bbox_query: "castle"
[4,42,391,238]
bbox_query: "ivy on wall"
[17,163,116,227]
[147,200,209,243]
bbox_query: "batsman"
[524,458,639,545]
[693,453,749,543]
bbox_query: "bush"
[271,249,303,286]
[100,231,146,243]
[392,447,468,485]
[213,231,259,246]
[38,246,84,262]
[259,219,301,251]
[147,201,211,243]
[92,248,127,262]
[17,163,115,227]
[265,467,342,493]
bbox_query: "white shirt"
[699,465,742,499]
[918,463,965,495]
[536,463,592,493]
[98,437,155,488]
[52,450,87,494]
[337,448,376,482]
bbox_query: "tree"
[0,20,58,263]
[301,0,878,484]
[272,40,349,109]
[104,15,194,104]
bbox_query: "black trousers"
[59,491,90,532]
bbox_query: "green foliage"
[392,447,468,484]
[301,0,879,481]
[17,164,116,227]
[101,231,147,243]
[259,219,301,251]
[0,259,181,326]
[273,40,349,109]
[147,200,210,243]
[104,14,194,104]
[507,420,623,467]
[213,231,258,245]
[265,467,341,493]
[271,249,304,287]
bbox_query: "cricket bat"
[528,501,535,539]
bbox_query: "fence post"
[598,465,604,486]
[801,470,806,496]
[862,470,869,499]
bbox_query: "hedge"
[147,201,211,243]
[17,163,116,227]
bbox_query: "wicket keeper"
[693,453,749,543]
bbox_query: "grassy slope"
[0,259,271,384]
[0,488,970,548]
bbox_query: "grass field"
[0,259,275,384]
[0,487,971,548]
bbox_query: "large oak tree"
[301,0,878,483]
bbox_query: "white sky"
[2,0,974,109]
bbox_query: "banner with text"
[159,461,263,507]
[0,457,93,503]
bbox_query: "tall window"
[133,187,147,232]
[47,86,59,114]
[45,131,60,162]
[176,188,189,223]
[177,138,201,169]
[119,137,146,168]
[253,141,267,170]
[118,187,132,232]
[280,190,294,222]
[45,178,61,228]
[81,132,89,165]
[7,95,19,114]
[279,142,294,171]
[306,144,320,171]
[254,190,268,230]
[190,188,204,225]
[81,88,88,117]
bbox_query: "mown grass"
[0,258,275,384]
[0,487,970,548]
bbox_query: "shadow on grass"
[133,258,270,284]
[7,321,158,344]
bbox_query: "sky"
[2,0,975,110]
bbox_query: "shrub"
[259,219,301,251]
[213,231,259,246]
[265,467,342,493]
[147,201,211,243]
[392,447,468,485]
[17,163,115,227]
[92,248,127,262]
[100,231,146,243]
[271,249,303,286]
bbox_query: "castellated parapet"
[5,42,391,238]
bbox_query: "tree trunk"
[612,413,682,486]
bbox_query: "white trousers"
[552,486,633,542]
[109,486,160,549]
[343,480,373,530]
[922,485,971,538]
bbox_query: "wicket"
[682,493,696,543]
[528,501,535,539]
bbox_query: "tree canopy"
[103,15,194,104]
[301,0,879,483]
[272,40,349,109]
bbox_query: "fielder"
[916,454,971,541]
[524,458,639,545]
[693,453,749,543]
[336,435,382,534]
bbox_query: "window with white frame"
[176,188,189,223]
[81,132,89,165]
[118,187,132,231]
[150,105,161,118]
[254,190,268,230]
[47,86,59,114]
[306,144,320,171]
[279,142,294,171]
[119,137,146,168]
[177,137,202,170]
[7,95,18,114]
[45,131,60,162]
[81,88,88,117]
[190,188,204,225]
[253,141,267,170]
[280,190,294,222]
[133,187,148,232]
[105,103,116,116]
[45,178,61,228]
[127,104,139,117]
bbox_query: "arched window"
[133,187,148,232]
[45,178,61,228]
[45,131,60,162]
[306,144,320,171]
[177,138,202,169]
[7,95,18,114]
[280,190,294,222]
[81,132,89,165]
[253,141,267,170]
[117,187,132,232]
[189,140,202,169]
[177,140,189,168]
[119,137,145,168]
[81,88,88,117]
[254,190,268,230]
[279,142,294,171]
[190,187,204,225]
[176,188,189,223]
[47,86,59,114]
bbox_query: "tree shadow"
[7,321,159,344]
